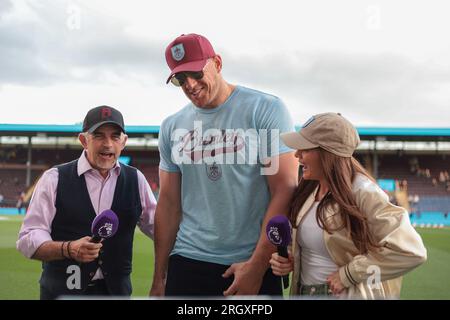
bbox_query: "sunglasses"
[170,70,204,87]
[170,59,212,87]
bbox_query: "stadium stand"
[0,146,160,207]
[1,124,449,227]
[376,154,450,226]
[0,165,43,207]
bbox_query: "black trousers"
[165,254,282,297]
[40,279,109,300]
[85,279,110,296]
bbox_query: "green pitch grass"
[0,215,154,299]
[1,215,449,299]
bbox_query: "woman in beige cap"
[269,112,427,299]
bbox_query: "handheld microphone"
[266,215,292,289]
[90,209,119,243]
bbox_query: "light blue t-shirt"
[159,85,295,265]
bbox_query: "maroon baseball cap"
[165,33,216,84]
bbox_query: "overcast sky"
[1,0,450,127]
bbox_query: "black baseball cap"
[82,106,125,133]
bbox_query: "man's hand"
[149,277,166,297]
[222,261,265,296]
[69,236,102,263]
[326,271,345,296]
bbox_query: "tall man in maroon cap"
[17,106,156,299]
[150,34,299,296]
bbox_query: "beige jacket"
[290,174,427,299]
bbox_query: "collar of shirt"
[77,150,122,178]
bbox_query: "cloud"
[0,0,167,86]
[0,0,13,17]
[223,51,450,126]
[0,1,60,85]
[2,0,450,127]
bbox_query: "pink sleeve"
[16,168,58,258]
[136,170,156,239]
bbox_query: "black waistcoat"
[40,159,142,298]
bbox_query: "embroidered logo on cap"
[101,107,112,119]
[171,43,185,61]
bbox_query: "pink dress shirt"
[17,151,156,262]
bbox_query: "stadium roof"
[0,124,159,138]
[1,124,450,141]
[356,127,450,142]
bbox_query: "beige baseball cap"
[281,112,360,158]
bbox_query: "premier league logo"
[206,162,222,181]
[98,223,113,237]
[267,226,282,245]
[171,43,185,61]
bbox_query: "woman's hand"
[326,271,345,296]
[269,251,293,276]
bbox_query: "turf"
[1,215,449,299]
[401,228,450,299]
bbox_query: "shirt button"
[98,260,103,265]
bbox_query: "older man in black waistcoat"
[17,106,156,299]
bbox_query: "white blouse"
[297,201,338,286]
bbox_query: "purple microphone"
[266,215,292,289]
[90,209,119,243]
